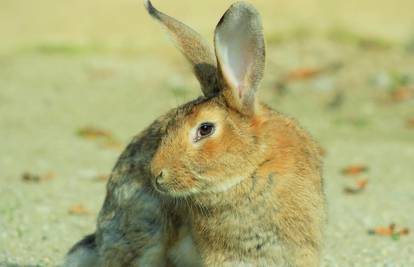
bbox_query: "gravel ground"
[1,1,414,266]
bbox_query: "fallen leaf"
[406,117,414,129]
[68,204,90,215]
[343,186,363,194]
[367,224,410,240]
[274,62,343,92]
[399,228,410,236]
[94,174,110,182]
[390,87,413,102]
[286,62,343,82]
[356,179,368,189]
[21,171,56,183]
[341,165,369,176]
[22,172,40,182]
[375,227,393,236]
[77,126,123,150]
[286,68,321,81]
[367,224,394,236]
[77,127,113,140]
[343,179,368,194]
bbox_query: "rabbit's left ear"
[214,2,265,115]
[145,0,219,97]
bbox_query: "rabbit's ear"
[144,0,219,97]
[214,2,265,115]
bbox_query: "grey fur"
[62,103,204,267]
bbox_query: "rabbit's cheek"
[206,175,245,193]
[174,177,198,192]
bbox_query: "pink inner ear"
[216,27,254,101]
[218,52,243,99]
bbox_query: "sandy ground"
[1,1,414,266]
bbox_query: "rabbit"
[62,0,325,266]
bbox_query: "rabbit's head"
[146,1,269,197]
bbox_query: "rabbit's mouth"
[152,171,202,197]
[153,180,169,194]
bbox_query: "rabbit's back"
[95,118,168,266]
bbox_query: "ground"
[0,0,413,266]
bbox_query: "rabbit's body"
[63,1,325,266]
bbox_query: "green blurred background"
[0,0,413,266]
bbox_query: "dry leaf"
[286,68,321,81]
[390,87,413,102]
[406,117,414,129]
[343,179,368,194]
[343,186,363,194]
[285,62,343,82]
[341,165,368,176]
[21,171,56,183]
[68,204,90,215]
[77,127,113,140]
[367,223,409,240]
[367,223,394,236]
[356,179,368,189]
[373,226,393,236]
[94,174,110,182]
[22,172,40,182]
[399,228,410,236]
[77,126,123,150]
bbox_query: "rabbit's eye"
[195,122,215,141]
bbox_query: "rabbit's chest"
[226,220,280,257]
[194,208,280,258]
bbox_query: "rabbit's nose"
[155,171,165,186]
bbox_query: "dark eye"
[196,122,215,141]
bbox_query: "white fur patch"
[205,175,245,193]
[169,231,202,267]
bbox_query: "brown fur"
[62,1,325,267]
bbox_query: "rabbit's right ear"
[214,2,265,115]
[144,0,219,97]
